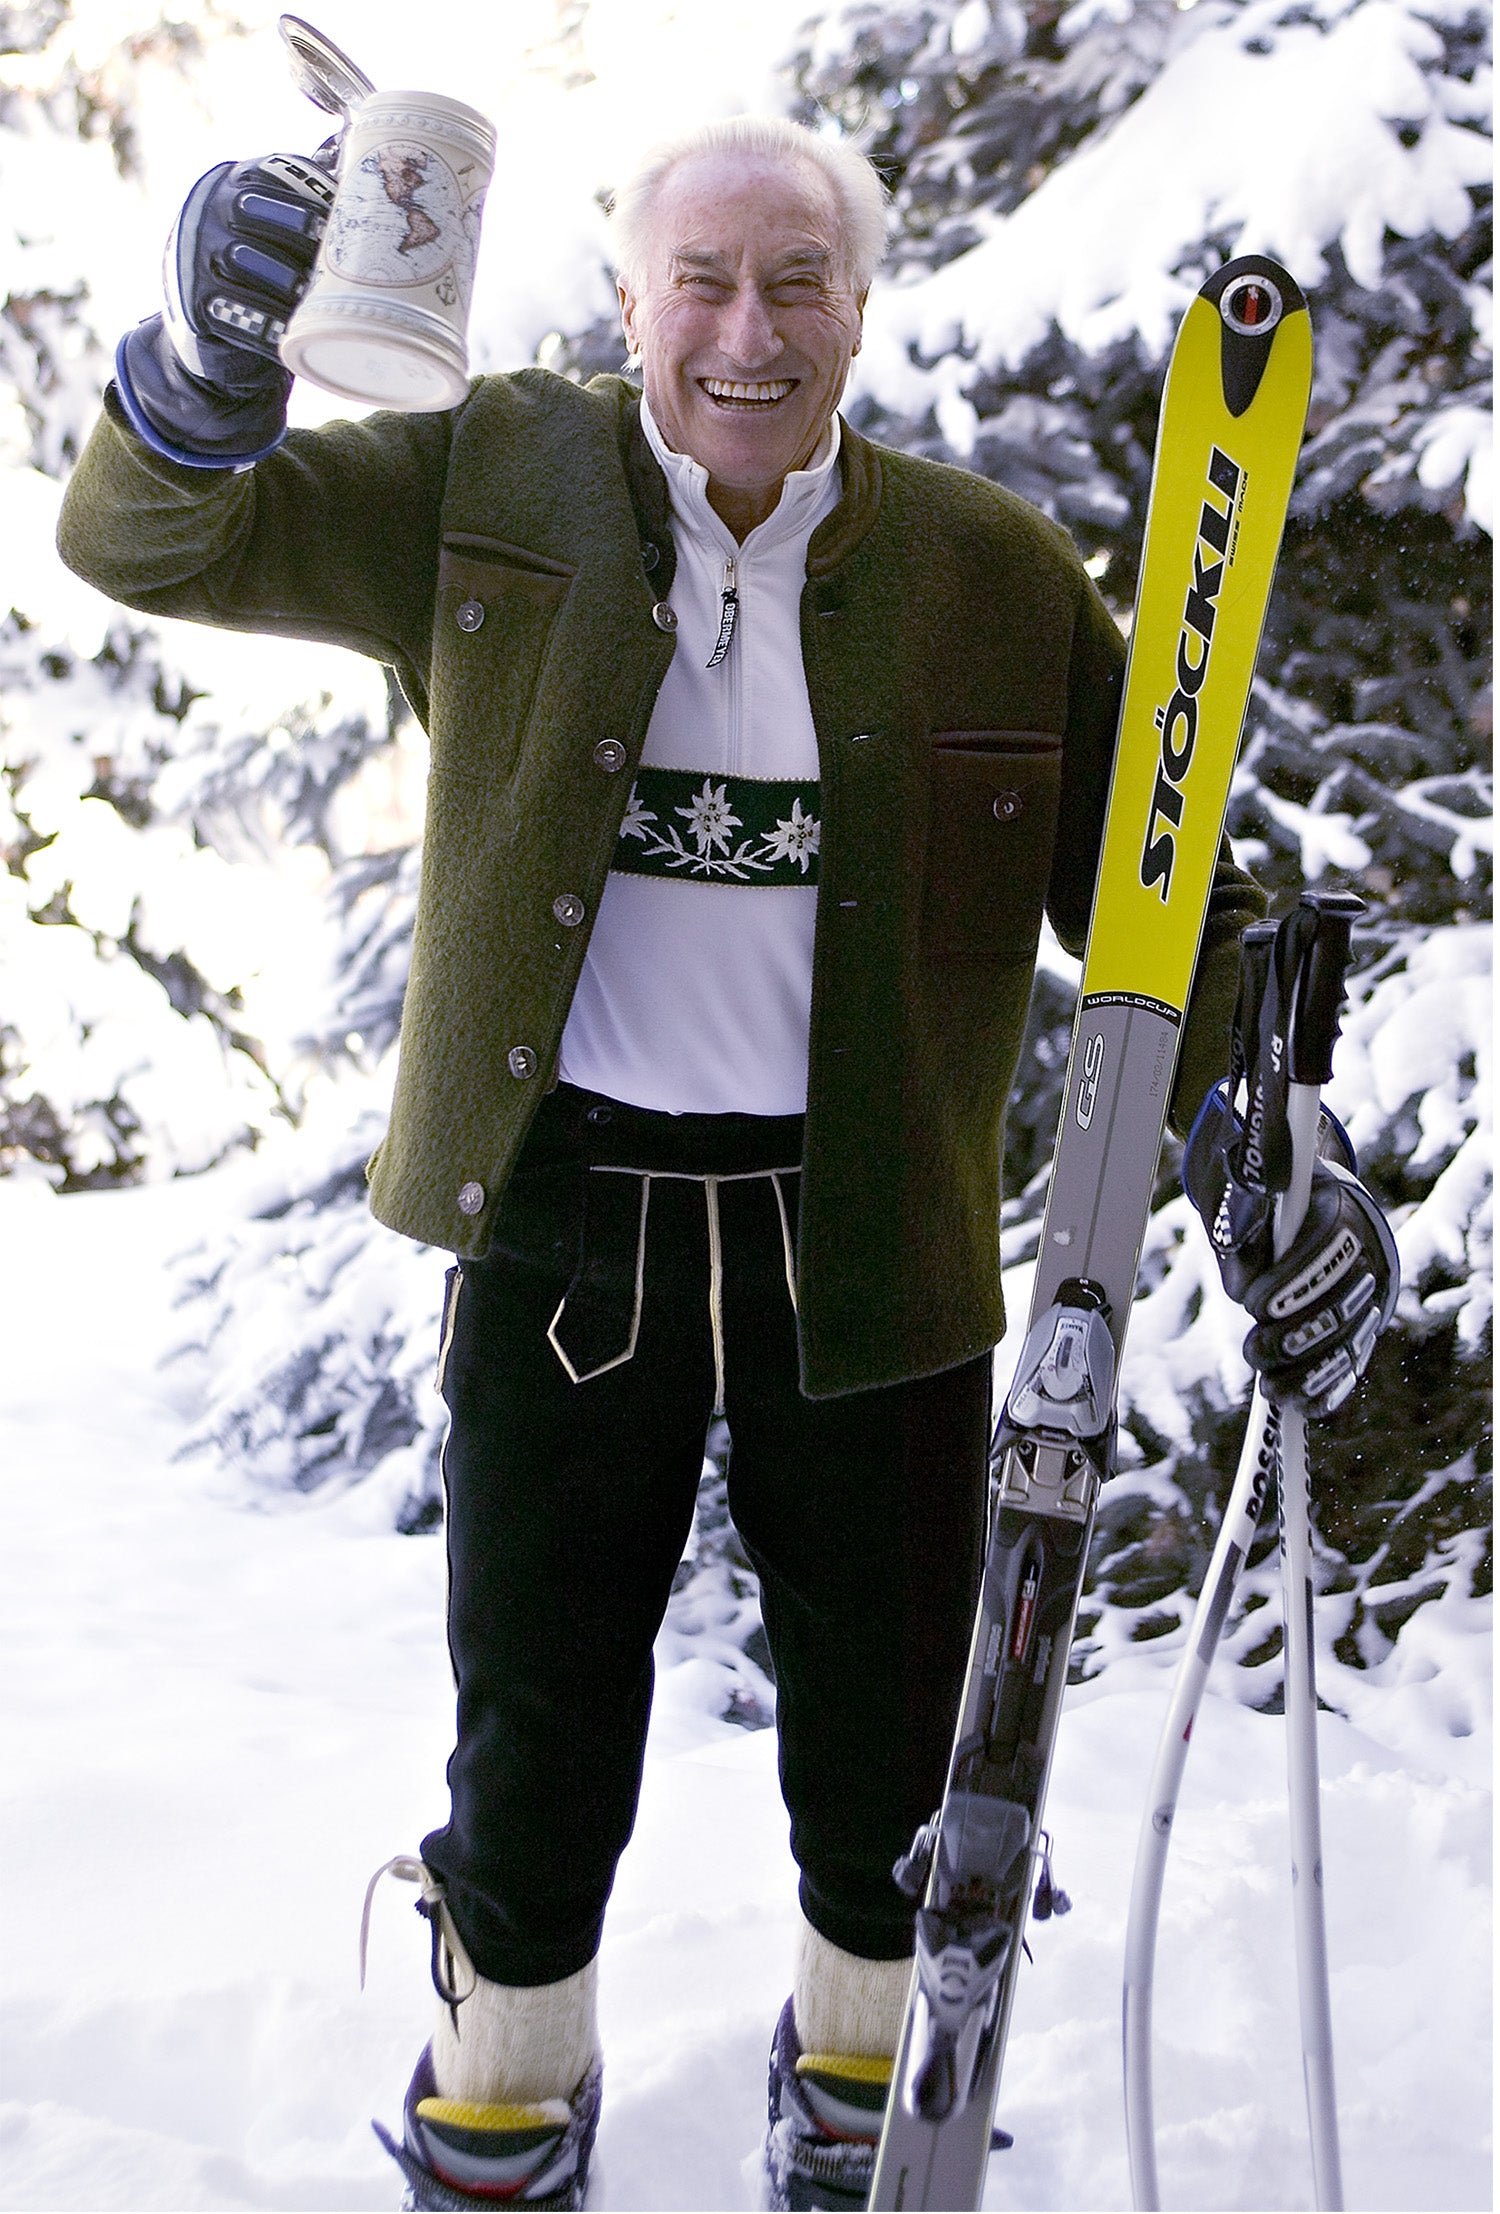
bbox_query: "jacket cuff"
[114,321,289,471]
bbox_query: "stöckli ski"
[868,254,1314,2213]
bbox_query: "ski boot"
[764,1996,890,2212]
[373,2042,602,2211]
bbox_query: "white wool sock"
[793,1914,912,2059]
[432,1958,598,2106]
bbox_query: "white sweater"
[556,398,842,1116]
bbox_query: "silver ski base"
[871,995,1180,2209]
[1032,994,1183,1327]
[871,1436,1101,2207]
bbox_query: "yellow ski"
[869,256,1312,2214]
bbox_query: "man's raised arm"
[56,145,454,717]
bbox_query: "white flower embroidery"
[619,782,658,842]
[676,777,742,857]
[639,823,773,877]
[762,798,821,874]
[617,771,819,881]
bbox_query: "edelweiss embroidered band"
[612,767,821,885]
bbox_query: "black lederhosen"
[421,1082,990,1986]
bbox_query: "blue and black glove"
[115,151,334,469]
[1185,1084,1399,1420]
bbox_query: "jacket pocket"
[429,535,576,781]
[921,732,1063,963]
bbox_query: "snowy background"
[0,0,1490,2208]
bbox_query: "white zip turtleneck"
[556,397,842,1116]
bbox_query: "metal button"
[507,1045,538,1079]
[553,893,585,927]
[992,791,1023,821]
[455,599,485,632]
[651,601,677,632]
[457,1180,485,1216]
[593,739,627,774]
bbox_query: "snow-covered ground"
[0,1172,1491,2213]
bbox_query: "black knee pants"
[421,1084,990,1987]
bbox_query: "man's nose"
[718,285,782,368]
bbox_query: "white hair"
[608,116,890,297]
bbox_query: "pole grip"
[1237,920,1279,1040]
[1289,892,1364,1089]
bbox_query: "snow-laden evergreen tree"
[1,3,407,1195]
[11,0,1487,1725]
[788,0,1490,1700]
[1,6,452,1522]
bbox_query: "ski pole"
[1122,923,1279,2214]
[1122,891,1362,2211]
[1276,892,1364,2214]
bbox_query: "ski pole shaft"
[1277,1289,1343,2209]
[1276,891,1362,2213]
[1123,924,1280,2213]
[1123,892,1362,2213]
[1122,1399,1278,2210]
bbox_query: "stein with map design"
[280,88,496,410]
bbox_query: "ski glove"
[115,151,334,469]
[1184,1082,1399,1419]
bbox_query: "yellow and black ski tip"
[1202,255,1311,418]
[1082,249,1312,1013]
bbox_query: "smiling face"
[619,150,866,538]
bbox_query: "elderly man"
[60,116,1262,2210]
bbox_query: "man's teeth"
[702,378,795,402]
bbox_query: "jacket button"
[457,1180,485,1215]
[993,791,1023,821]
[455,599,485,632]
[507,1045,538,1079]
[651,602,677,632]
[553,893,585,927]
[593,739,627,773]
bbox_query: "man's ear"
[851,288,868,358]
[618,278,641,367]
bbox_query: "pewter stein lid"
[278,14,376,122]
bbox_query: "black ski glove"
[115,151,334,468]
[1184,1083,1399,1419]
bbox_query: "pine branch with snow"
[798,0,1492,1702]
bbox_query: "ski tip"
[1200,254,1308,323]
[1197,256,1310,419]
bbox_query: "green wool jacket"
[57,370,1263,1397]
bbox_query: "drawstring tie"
[549,1164,799,1407]
[360,1854,477,2033]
